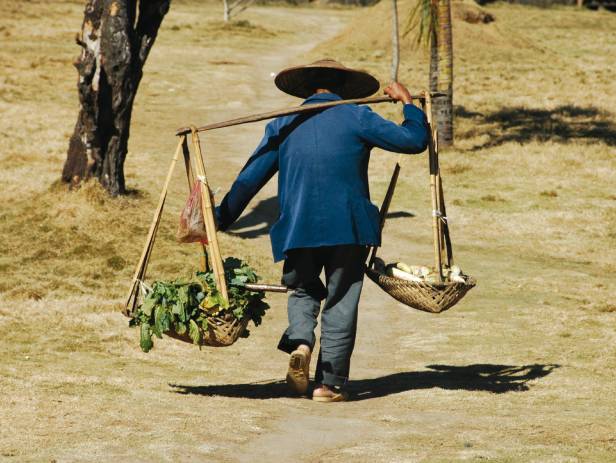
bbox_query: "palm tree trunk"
[391,0,400,82]
[433,0,453,147]
[429,28,438,94]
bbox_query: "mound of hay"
[453,2,496,24]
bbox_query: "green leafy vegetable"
[140,323,153,352]
[130,258,270,352]
[188,319,201,345]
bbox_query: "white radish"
[395,262,412,273]
[387,266,423,282]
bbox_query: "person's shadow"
[169,363,559,401]
[226,196,279,239]
[225,196,414,239]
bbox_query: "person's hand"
[384,82,412,104]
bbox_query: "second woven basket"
[366,267,476,314]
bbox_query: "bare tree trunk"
[223,0,230,22]
[432,0,453,147]
[62,0,171,196]
[391,0,400,82]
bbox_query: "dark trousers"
[277,245,367,387]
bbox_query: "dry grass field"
[1,0,615,461]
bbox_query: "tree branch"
[230,0,255,14]
[134,0,171,66]
[228,0,247,11]
[75,33,87,49]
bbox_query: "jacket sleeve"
[357,103,429,154]
[215,122,279,230]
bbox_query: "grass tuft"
[480,194,506,202]
[540,190,558,197]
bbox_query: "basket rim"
[365,266,476,289]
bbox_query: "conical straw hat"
[274,59,380,99]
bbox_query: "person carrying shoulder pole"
[215,59,429,402]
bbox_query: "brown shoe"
[286,348,310,394]
[312,385,349,402]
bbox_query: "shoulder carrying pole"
[176,93,446,136]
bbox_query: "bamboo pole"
[423,92,443,283]
[190,129,229,302]
[437,174,454,267]
[433,130,446,264]
[176,93,446,136]
[124,136,185,316]
[181,137,209,272]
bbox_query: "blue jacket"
[216,92,429,262]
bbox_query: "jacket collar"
[302,92,342,105]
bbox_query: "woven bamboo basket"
[365,267,476,314]
[165,312,250,347]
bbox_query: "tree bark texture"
[429,27,438,94]
[62,0,170,195]
[432,0,453,147]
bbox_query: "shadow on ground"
[170,363,559,400]
[226,197,279,239]
[226,196,414,238]
[456,104,616,149]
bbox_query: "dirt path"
[187,10,391,459]
[131,6,457,460]
[167,8,470,460]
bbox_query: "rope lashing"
[137,279,152,296]
[432,209,449,224]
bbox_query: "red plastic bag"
[177,181,208,244]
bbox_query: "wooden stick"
[423,93,443,283]
[433,132,445,265]
[190,129,229,302]
[431,113,452,268]
[190,130,226,297]
[437,173,454,267]
[124,137,185,316]
[181,137,209,272]
[367,162,401,267]
[243,283,288,293]
[176,93,447,136]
